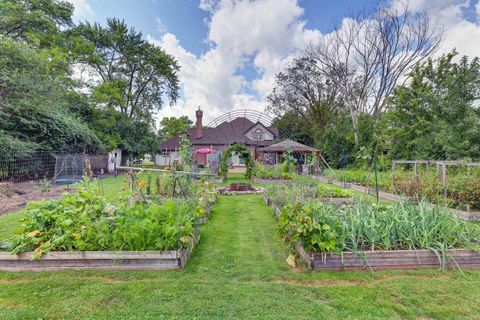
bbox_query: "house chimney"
[195,107,203,139]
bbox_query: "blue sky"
[70,0,480,123]
[76,0,387,55]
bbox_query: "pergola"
[259,139,320,164]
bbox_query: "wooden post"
[442,163,447,202]
[391,161,396,192]
[414,161,419,182]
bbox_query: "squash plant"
[2,178,216,259]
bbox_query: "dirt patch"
[0,182,74,215]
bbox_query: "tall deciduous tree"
[74,18,180,120]
[0,0,73,47]
[387,51,480,160]
[306,4,442,144]
[266,57,343,144]
[158,116,193,141]
[0,38,101,153]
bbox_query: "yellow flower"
[138,180,146,189]
[27,230,41,238]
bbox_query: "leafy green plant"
[265,178,352,209]
[2,177,217,258]
[276,198,480,257]
[39,177,52,193]
[220,144,254,179]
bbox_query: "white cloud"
[67,0,94,20]
[391,0,480,58]
[149,0,480,125]
[155,17,168,34]
[149,0,320,124]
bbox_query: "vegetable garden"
[0,170,217,270]
[324,163,480,211]
[264,175,480,270]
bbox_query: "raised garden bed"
[312,175,480,221]
[263,193,353,220]
[0,177,217,272]
[266,193,480,271]
[295,240,480,270]
[0,222,203,272]
[0,247,194,272]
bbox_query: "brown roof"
[160,117,278,150]
[260,139,319,153]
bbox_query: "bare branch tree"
[306,4,443,144]
[266,57,343,136]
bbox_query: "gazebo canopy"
[260,139,319,153]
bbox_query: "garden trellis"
[392,160,480,211]
[206,109,322,174]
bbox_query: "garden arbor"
[220,144,254,179]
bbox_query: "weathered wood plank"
[306,248,480,270]
[295,240,313,269]
[0,240,199,272]
[0,251,179,260]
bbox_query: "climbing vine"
[220,144,254,179]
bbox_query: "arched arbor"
[220,144,254,179]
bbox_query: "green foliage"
[0,37,102,153]
[2,178,217,258]
[279,202,341,253]
[39,177,52,193]
[74,18,179,119]
[279,200,480,256]
[178,134,193,169]
[326,167,480,210]
[220,144,254,179]
[253,163,285,179]
[265,178,352,209]
[158,116,193,141]
[0,0,73,47]
[387,51,480,160]
[281,148,296,175]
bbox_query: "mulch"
[0,183,73,216]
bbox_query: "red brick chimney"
[195,107,203,139]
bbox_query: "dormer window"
[253,128,264,141]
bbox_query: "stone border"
[217,186,265,196]
[252,178,290,184]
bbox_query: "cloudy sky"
[69,0,480,124]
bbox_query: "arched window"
[253,128,263,141]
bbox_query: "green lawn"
[1,193,480,319]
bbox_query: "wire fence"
[0,151,110,184]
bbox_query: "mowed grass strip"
[0,194,479,319]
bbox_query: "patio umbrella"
[194,148,217,154]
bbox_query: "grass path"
[1,195,480,319]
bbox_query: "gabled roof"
[260,139,319,153]
[159,117,278,150]
[243,121,277,137]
